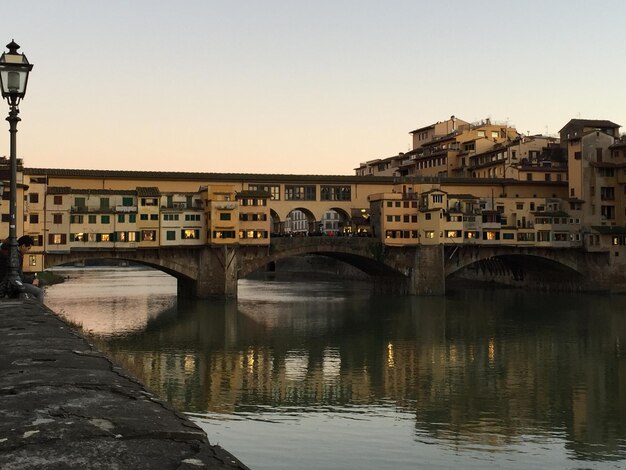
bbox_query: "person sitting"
[0,235,44,303]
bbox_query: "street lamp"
[0,40,33,296]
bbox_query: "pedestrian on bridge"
[0,235,44,303]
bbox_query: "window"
[424,231,435,239]
[545,174,551,181]
[100,198,110,210]
[446,230,460,238]
[101,215,110,224]
[600,187,615,201]
[248,184,280,200]
[503,233,515,240]
[386,215,393,222]
[182,229,200,239]
[212,230,236,239]
[141,198,158,206]
[483,231,500,240]
[101,234,111,242]
[386,201,393,207]
[122,197,134,206]
[185,214,201,221]
[74,197,85,208]
[29,193,39,203]
[537,231,551,242]
[29,214,39,224]
[601,205,615,220]
[526,173,533,181]
[163,214,179,221]
[1,214,9,222]
[425,213,431,220]
[53,214,63,224]
[285,185,316,201]
[150,214,158,221]
[88,215,97,224]
[166,230,176,241]
[53,195,63,205]
[129,214,136,223]
[118,214,125,223]
[141,230,157,241]
[48,233,67,244]
[220,213,231,221]
[432,194,443,203]
[320,186,351,201]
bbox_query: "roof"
[589,161,626,168]
[531,211,570,217]
[136,187,160,197]
[448,193,479,199]
[24,167,396,184]
[559,119,621,134]
[591,225,626,235]
[47,186,136,195]
[409,124,435,134]
[421,188,448,195]
[236,190,271,199]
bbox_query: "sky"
[1,0,625,176]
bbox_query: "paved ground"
[0,300,250,470]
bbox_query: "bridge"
[43,237,619,298]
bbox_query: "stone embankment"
[0,300,249,470]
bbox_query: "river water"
[44,266,626,470]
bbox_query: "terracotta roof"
[47,186,136,195]
[531,211,570,217]
[136,187,160,197]
[591,225,626,235]
[236,190,271,198]
[24,167,396,184]
[559,119,621,133]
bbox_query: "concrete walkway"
[0,300,250,470]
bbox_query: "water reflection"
[45,268,626,467]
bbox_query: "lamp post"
[0,40,33,295]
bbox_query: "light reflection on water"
[44,267,626,470]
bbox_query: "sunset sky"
[2,0,625,175]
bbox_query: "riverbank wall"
[0,299,249,470]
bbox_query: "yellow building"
[202,185,239,245]
[236,189,270,245]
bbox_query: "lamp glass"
[0,50,32,99]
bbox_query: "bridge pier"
[191,246,239,298]
[409,245,445,295]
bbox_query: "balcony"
[214,203,237,210]
[115,205,137,212]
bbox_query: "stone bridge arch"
[239,239,405,280]
[237,238,444,295]
[443,245,603,290]
[43,246,233,298]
